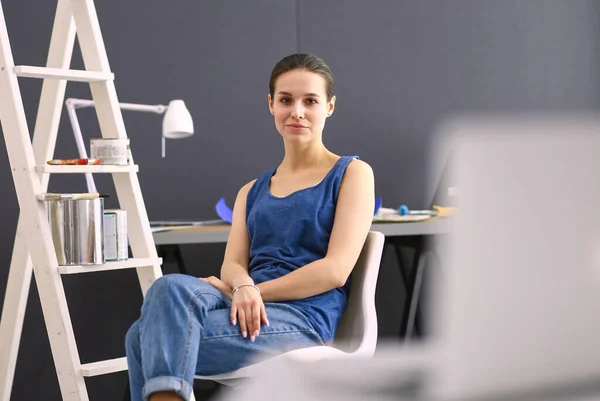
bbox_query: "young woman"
[125,53,375,401]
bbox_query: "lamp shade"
[162,99,194,139]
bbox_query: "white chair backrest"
[332,231,384,356]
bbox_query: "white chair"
[195,231,385,388]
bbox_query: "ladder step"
[36,164,139,174]
[14,66,113,82]
[81,357,127,377]
[57,258,162,275]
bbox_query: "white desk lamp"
[65,98,194,192]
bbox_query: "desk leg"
[122,380,130,401]
[397,237,423,339]
[393,243,410,290]
[156,244,189,276]
[403,251,427,341]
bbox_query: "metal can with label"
[103,209,128,261]
[90,138,130,165]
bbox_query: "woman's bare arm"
[220,180,256,289]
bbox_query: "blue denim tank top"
[245,155,358,343]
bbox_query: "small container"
[103,209,128,261]
[90,138,130,165]
[43,195,104,266]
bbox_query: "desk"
[153,219,453,245]
[152,218,453,339]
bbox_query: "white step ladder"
[0,1,171,400]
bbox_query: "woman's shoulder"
[336,158,374,197]
[239,179,257,194]
[238,167,275,195]
[235,178,258,203]
[344,157,374,179]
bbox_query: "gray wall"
[1,1,600,400]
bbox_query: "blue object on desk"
[215,197,233,224]
[374,196,382,215]
[398,204,438,216]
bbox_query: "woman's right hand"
[231,286,269,341]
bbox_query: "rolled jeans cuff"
[142,376,193,401]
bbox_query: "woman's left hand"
[199,276,233,300]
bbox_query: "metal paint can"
[90,138,130,165]
[44,197,105,265]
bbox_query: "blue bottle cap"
[398,204,409,216]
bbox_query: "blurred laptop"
[424,143,458,210]
[216,116,600,401]
[425,115,600,399]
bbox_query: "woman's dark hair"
[269,53,335,101]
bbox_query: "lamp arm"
[119,102,167,114]
[65,98,167,114]
[65,101,97,193]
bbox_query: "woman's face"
[268,69,335,145]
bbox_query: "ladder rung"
[14,66,113,82]
[57,258,162,275]
[81,357,127,377]
[36,164,139,174]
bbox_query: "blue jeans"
[125,274,324,401]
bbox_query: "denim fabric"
[246,155,358,342]
[125,274,324,401]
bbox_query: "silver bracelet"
[231,284,260,296]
